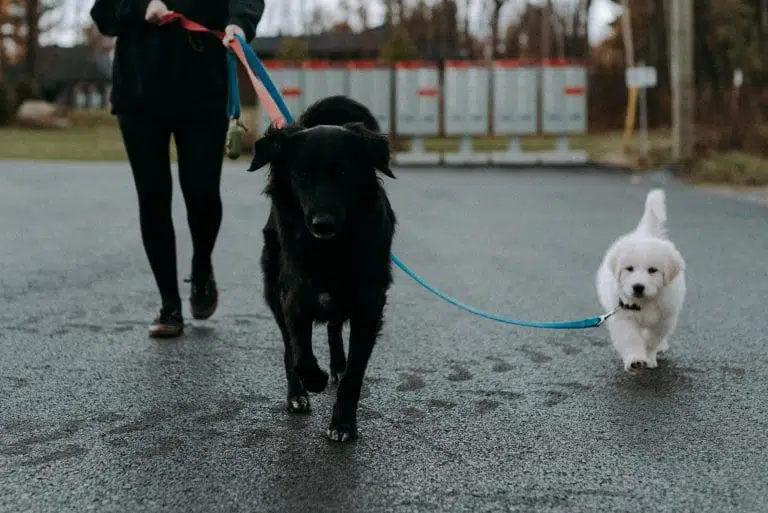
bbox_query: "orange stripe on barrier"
[281,87,302,97]
[417,88,439,97]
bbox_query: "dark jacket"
[90,0,265,119]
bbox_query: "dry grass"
[0,108,698,178]
[684,152,768,187]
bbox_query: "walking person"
[90,0,265,337]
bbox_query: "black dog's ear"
[248,124,304,172]
[343,122,396,179]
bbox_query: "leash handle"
[159,13,289,128]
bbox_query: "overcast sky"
[46,0,620,46]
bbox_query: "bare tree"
[22,0,65,76]
[489,0,510,58]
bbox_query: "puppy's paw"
[287,394,311,414]
[326,423,357,443]
[657,340,670,359]
[625,359,649,372]
[295,361,329,393]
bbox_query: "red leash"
[159,12,287,128]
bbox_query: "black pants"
[117,111,228,310]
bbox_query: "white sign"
[734,69,744,87]
[444,60,489,136]
[395,61,439,136]
[347,61,392,133]
[625,66,658,88]
[492,59,538,136]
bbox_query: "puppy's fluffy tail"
[635,188,668,238]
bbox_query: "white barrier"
[444,60,489,165]
[394,61,440,165]
[250,58,593,167]
[540,59,588,164]
[302,60,347,109]
[258,60,303,134]
[491,59,539,165]
[347,60,392,134]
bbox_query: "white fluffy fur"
[596,189,686,372]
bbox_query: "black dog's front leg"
[281,291,329,394]
[328,321,346,385]
[326,295,385,442]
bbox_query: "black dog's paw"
[329,370,345,386]
[295,361,329,393]
[287,394,311,414]
[326,423,357,443]
[327,405,357,442]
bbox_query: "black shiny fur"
[248,95,396,442]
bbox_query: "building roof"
[6,45,112,86]
[251,25,391,57]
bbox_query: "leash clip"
[225,117,248,160]
[596,306,620,327]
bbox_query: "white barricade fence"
[347,60,392,134]
[491,59,540,164]
[540,59,588,164]
[444,60,490,165]
[258,60,303,135]
[394,61,440,164]
[302,60,348,110]
[252,58,592,166]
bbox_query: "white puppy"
[596,189,686,371]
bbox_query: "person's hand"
[145,0,172,24]
[222,24,246,48]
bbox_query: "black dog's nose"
[632,284,645,296]
[310,214,336,239]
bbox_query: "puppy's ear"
[344,122,396,179]
[248,124,304,172]
[606,246,622,280]
[662,244,685,285]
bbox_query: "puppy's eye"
[625,266,634,272]
[648,267,658,274]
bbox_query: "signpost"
[625,64,657,164]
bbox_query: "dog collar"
[619,299,642,311]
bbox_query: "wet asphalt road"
[1,161,767,513]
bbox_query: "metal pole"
[638,60,649,165]
[670,0,694,162]
[620,0,636,153]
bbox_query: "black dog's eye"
[648,267,658,274]
[626,266,634,272]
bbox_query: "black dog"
[248,95,397,442]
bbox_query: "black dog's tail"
[297,95,381,133]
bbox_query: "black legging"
[118,111,228,310]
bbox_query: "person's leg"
[117,113,183,337]
[173,111,228,320]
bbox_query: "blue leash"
[229,36,616,330]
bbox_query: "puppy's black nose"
[310,214,336,239]
[632,284,645,296]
